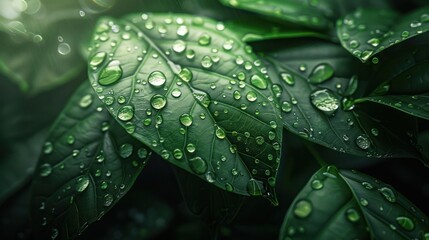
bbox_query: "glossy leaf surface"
[30,82,151,239]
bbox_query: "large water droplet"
[117,105,134,121]
[189,157,207,174]
[355,135,370,150]
[293,199,312,218]
[179,67,192,82]
[98,60,122,86]
[148,71,167,87]
[76,177,90,192]
[378,187,396,203]
[39,163,52,177]
[119,143,133,158]
[310,89,340,113]
[247,179,263,196]
[250,75,267,89]
[246,91,257,102]
[150,94,167,109]
[309,63,334,84]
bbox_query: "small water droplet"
[346,208,361,222]
[293,199,312,218]
[150,94,167,109]
[179,67,192,82]
[79,94,93,108]
[172,39,187,53]
[179,114,193,127]
[137,148,148,159]
[396,216,415,231]
[198,33,211,46]
[225,183,234,192]
[201,55,213,68]
[355,135,370,150]
[117,105,134,121]
[119,143,133,158]
[362,181,374,189]
[308,63,334,84]
[39,163,52,177]
[43,141,54,154]
[177,25,189,37]
[378,187,396,203]
[76,177,90,192]
[250,75,267,89]
[360,198,368,206]
[215,127,226,139]
[173,149,183,160]
[311,179,323,190]
[58,42,71,55]
[90,52,107,68]
[367,38,380,47]
[189,157,207,174]
[104,194,114,206]
[148,71,167,87]
[246,91,257,102]
[281,101,292,113]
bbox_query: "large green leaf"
[264,39,423,160]
[219,0,390,30]
[30,82,151,239]
[280,166,429,240]
[337,7,429,63]
[356,94,429,120]
[87,14,283,202]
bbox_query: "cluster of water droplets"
[339,9,429,63]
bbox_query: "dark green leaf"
[174,166,245,226]
[88,14,283,201]
[264,39,423,160]
[337,7,429,62]
[30,82,151,239]
[219,0,390,30]
[0,130,47,206]
[280,166,429,240]
[356,94,429,120]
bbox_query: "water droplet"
[310,89,340,113]
[150,94,167,109]
[250,75,267,89]
[205,171,216,183]
[119,143,133,158]
[201,55,213,68]
[148,71,167,87]
[172,88,182,98]
[76,177,90,192]
[186,143,196,153]
[177,25,189,37]
[281,72,295,85]
[179,114,193,127]
[281,101,292,113]
[246,91,257,102]
[355,135,370,150]
[39,163,52,177]
[98,60,122,86]
[58,42,71,55]
[360,198,368,206]
[43,141,54,154]
[117,105,134,121]
[247,179,262,196]
[79,94,93,108]
[378,187,396,203]
[311,179,323,190]
[179,67,192,82]
[349,40,360,48]
[215,127,226,139]
[90,52,107,68]
[309,63,334,84]
[189,157,207,174]
[396,216,415,231]
[293,199,312,218]
[361,50,373,61]
[198,33,211,46]
[371,128,379,137]
[104,194,113,207]
[225,183,234,192]
[322,166,338,179]
[173,149,183,160]
[51,228,59,240]
[362,181,374,189]
[172,39,186,53]
[367,38,380,47]
[137,148,148,159]
[346,208,360,222]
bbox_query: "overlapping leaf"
[87,13,283,201]
[263,39,423,161]
[337,7,429,62]
[30,82,151,239]
[280,166,429,239]
[219,0,391,30]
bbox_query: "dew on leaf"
[76,177,90,192]
[293,199,312,218]
[378,187,396,203]
[172,39,187,53]
[346,208,360,222]
[308,63,334,84]
[179,114,193,127]
[148,71,167,87]
[39,163,52,177]
[396,216,415,231]
[104,194,114,207]
[98,60,122,86]
[311,179,323,190]
[119,143,133,158]
[310,89,340,113]
[117,105,134,121]
[355,135,370,150]
[179,67,192,82]
[90,52,107,68]
[150,94,167,109]
[250,75,268,89]
[189,157,207,175]
[79,94,93,108]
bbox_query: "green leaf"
[174,166,245,226]
[87,14,283,202]
[0,1,91,95]
[337,7,429,63]
[280,166,429,240]
[356,94,429,120]
[219,0,391,30]
[30,81,151,239]
[264,39,423,160]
